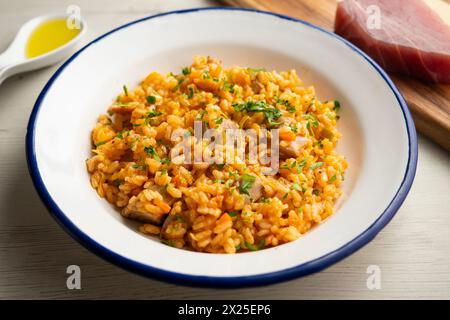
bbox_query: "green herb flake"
[95,141,108,147]
[303,113,319,129]
[144,146,161,162]
[310,162,324,170]
[247,67,266,74]
[202,69,211,79]
[289,124,298,133]
[276,97,295,113]
[233,100,282,127]
[146,95,156,104]
[334,100,341,112]
[229,171,239,180]
[238,174,256,195]
[291,183,300,191]
[132,164,147,171]
[161,158,171,165]
[223,81,235,93]
[196,110,207,120]
[297,158,307,173]
[182,67,190,75]
[245,239,265,251]
[260,197,271,204]
[123,85,128,96]
[215,117,224,125]
[330,174,337,182]
[113,179,123,187]
[228,211,238,217]
[188,87,194,99]
[161,239,175,247]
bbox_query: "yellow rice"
[86,56,347,253]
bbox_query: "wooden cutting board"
[222,0,450,151]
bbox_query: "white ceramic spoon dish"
[26,8,417,287]
[0,14,87,85]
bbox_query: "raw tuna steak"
[334,0,450,83]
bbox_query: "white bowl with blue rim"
[26,8,417,287]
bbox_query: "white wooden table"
[0,0,449,299]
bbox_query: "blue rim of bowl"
[26,7,418,288]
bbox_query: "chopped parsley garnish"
[334,100,341,112]
[260,197,271,204]
[215,117,224,125]
[143,111,162,125]
[196,110,207,120]
[113,179,123,187]
[330,174,337,182]
[303,113,319,129]
[276,98,295,113]
[144,146,161,161]
[112,102,135,108]
[247,67,266,74]
[233,100,281,127]
[229,171,239,180]
[182,67,190,75]
[146,95,156,104]
[202,69,211,79]
[161,239,175,247]
[238,174,256,196]
[245,239,265,251]
[223,81,235,93]
[188,87,194,99]
[291,183,301,190]
[95,141,108,147]
[297,158,307,173]
[312,189,320,196]
[123,85,128,96]
[228,211,238,217]
[172,78,184,92]
[160,158,171,165]
[310,162,324,170]
[132,164,147,171]
[241,211,254,218]
[282,192,289,200]
[289,124,298,133]
[216,163,225,170]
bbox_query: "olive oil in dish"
[25,18,80,58]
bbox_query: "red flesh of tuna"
[335,0,450,83]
